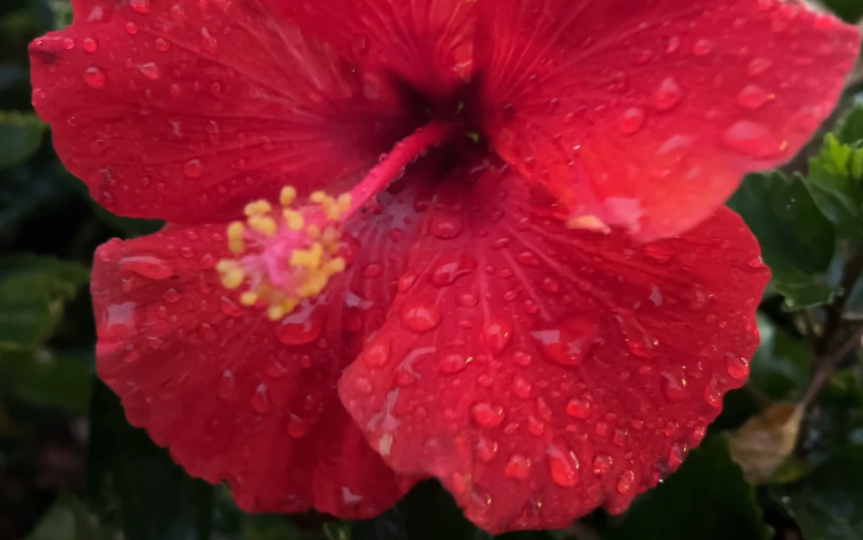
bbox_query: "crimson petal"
[271,0,475,101]
[339,165,769,532]
[92,179,434,517]
[476,0,860,240]
[31,0,411,224]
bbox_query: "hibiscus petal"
[338,164,769,532]
[272,0,475,100]
[475,0,860,240]
[31,0,411,224]
[91,177,434,517]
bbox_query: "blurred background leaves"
[2,0,863,539]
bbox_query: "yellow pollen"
[248,215,277,236]
[217,184,353,321]
[280,186,297,207]
[216,260,245,289]
[283,209,305,231]
[244,199,272,217]
[566,214,610,233]
[227,221,246,254]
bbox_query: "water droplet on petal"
[62,38,76,50]
[130,0,150,14]
[476,436,498,463]
[138,62,160,80]
[155,38,171,52]
[183,159,203,178]
[361,342,391,367]
[653,77,683,111]
[438,353,470,374]
[737,84,772,110]
[704,377,723,407]
[616,470,635,494]
[401,297,442,333]
[84,67,106,88]
[275,305,326,345]
[220,297,243,317]
[287,415,309,438]
[747,57,772,76]
[471,402,505,427]
[692,39,715,56]
[593,453,612,475]
[668,443,686,469]
[547,443,580,487]
[430,212,465,239]
[218,370,239,401]
[566,398,591,419]
[722,121,784,158]
[125,22,138,34]
[619,107,647,135]
[481,318,512,355]
[505,455,531,479]
[119,256,174,280]
[531,315,600,367]
[83,38,98,52]
[660,370,688,402]
[251,383,270,413]
[726,355,750,380]
[512,376,531,399]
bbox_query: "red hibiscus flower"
[29,0,859,533]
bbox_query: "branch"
[803,326,863,407]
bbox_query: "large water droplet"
[616,470,635,494]
[504,455,531,479]
[83,38,98,53]
[722,121,783,158]
[401,297,442,333]
[183,159,203,178]
[119,256,174,280]
[130,0,150,14]
[593,453,612,475]
[566,398,591,419]
[361,342,391,367]
[138,62,160,80]
[218,370,239,401]
[547,443,580,487]
[275,305,326,345]
[471,402,505,427]
[476,436,498,463]
[531,315,600,366]
[429,255,476,287]
[430,212,465,239]
[251,383,270,413]
[438,353,470,374]
[726,354,750,380]
[653,78,683,111]
[481,318,512,355]
[84,67,106,88]
[619,107,647,134]
[668,443,686,470]
[704,377,722,408]
[512,376,531,399]
[737,85,772,110]
[660,370,688,402]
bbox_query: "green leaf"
[87,382,214,540]
[807,133,863,246]
[0,349,93,412]
[0,255,89,350]
[816,0,863,23]
[839,106,863,146]
[750,315,811,401]
[26,495,101,540]
[0,111,44,170]
[774,447,863,540]
[0,161,73,233]
[608,436,771,540]
[728,172,838,309]
[729,172,835,276]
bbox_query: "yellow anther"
[240,291,259,306]
[279,186,297,207]
[227,221,246,254]
[321,227,341,254]
[309,191,327,204]
[216,260,245,289]
[307,224,321,239]
[566,214,610,233]
[281,297,299,314]
[267,304,286,321]
[337,193,352,212]
[244,199,272,217]
[324,257,346,274]
[298,271,328,298]
[283,209,305,231]
[290,242,324,268]
[248,215,277,236]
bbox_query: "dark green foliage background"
[2,1,863,539]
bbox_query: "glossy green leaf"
[0,349,93,412]
[749,315,811,401]
[807,133,863,246]
[775,447,863,540]
[0,255,89,350]
[0,111,44,170]
[87,382,214,540]
[608,436,771,540]
[816,0,863,23]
